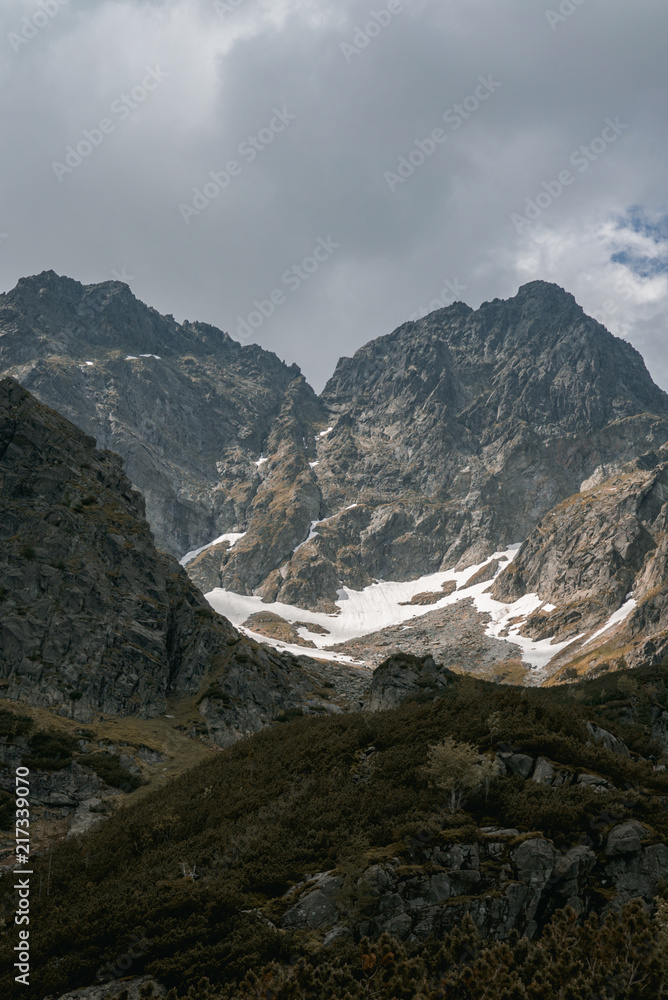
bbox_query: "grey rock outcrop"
[586,722,630,757]
[48,978,165,1000]
[280,824,665,943]
[493,447,668,674]
[0,271,325,558]
[605,820,648,856]
[363,653,457,711]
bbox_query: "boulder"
[531,757,555,784]
[605,821,648,857]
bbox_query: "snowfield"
[204,546,589,670]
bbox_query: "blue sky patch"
[611,207,668,277]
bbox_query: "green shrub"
[0,708,33,740]
[275,707,304,723]
[1,668,667,1000]
[197,685,231,706]
[25,730,78,770]
[84,752,143,792]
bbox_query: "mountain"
[277,280,668,603]
[0,377,368,742]
[184,280,668,615]
[3,274,668,1000]
[0,270,325,558]
[3,272,668,681]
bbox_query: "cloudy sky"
[1,0,667,391]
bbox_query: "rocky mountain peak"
[3,273,668,645]
[0,272,318,555]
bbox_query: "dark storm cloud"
[1,0,667,390]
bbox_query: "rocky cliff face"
[492,446,668,677]
[0,378,368,740]
[198,280,668,612]
[0,271,325,558]
[4,273,668,679]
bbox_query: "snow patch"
[204,543,638,674]
[255,455,268,467]
[474,591,580,670]
[180,532,246,567]
[208,548,508,648]
[582,599,637,647]
[235,624,364,665]
[309,461,319,468]
[317,427,333,438]
[294,521,321,553]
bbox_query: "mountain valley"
[2,272,668,999]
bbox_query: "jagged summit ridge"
[0,271,316,555]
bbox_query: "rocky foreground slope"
[3,664,667,1000]
[0,377,368,742]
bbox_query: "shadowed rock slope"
[0,378,368,740]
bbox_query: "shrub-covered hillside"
[1,665,668,999]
